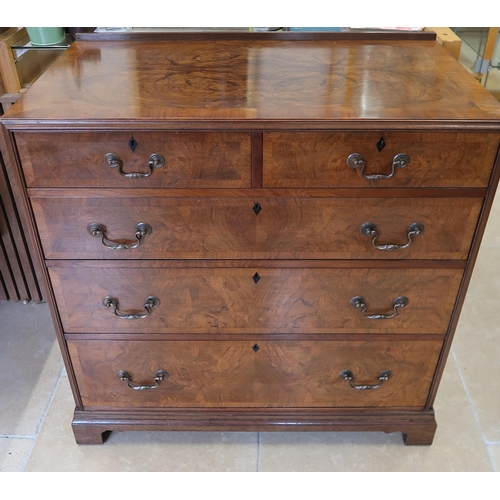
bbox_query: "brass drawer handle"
[347,152,410,180]
[104,152,165,178]
[88,222,152,250]
[117,370,169,390]
[360,222,424,251]
[339,370,392,390]
[350,295,408,320]
[103,295,160,320]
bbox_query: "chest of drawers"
[3,32,500,445]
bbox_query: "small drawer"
[67,339,443,409]
[49,263,463,334]
[32,194,481,261]
[16,131,251,188]
[263,131,499,188]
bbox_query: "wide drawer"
[16,131,251,188]
[263,131,499,188]
[67,339,443,409]
[32,195,482,260]
[49,264,463,334]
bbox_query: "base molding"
[72,407,437,446]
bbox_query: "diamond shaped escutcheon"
[253,202,262,215]
[252,272,260,284]
[128,137,138,152]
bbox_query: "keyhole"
[128,137,138,152]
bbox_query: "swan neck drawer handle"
[117,370,169,390]
[339,370,392,390]
[104,152,165,178]
[360,222,424,251]
[102,295,160,320]
[88,222,152,250]
[350,295,408,320]
[347,152,410,180]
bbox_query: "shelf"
[1,28,72,110]
[11,33,73,51]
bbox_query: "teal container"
[26,27,66,46]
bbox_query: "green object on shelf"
[26,27,65,46]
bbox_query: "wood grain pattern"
[3,36,500,444]
[253,197,480,260]
[16,131,251,188]
[251,131,263,188]
[70,406,438,444]
[46,258,465,270]
[3,40,500,124]
[32,195,482,260]
[67,339,443,409]
[0,28,23,93]
[263,132,499,188]
[15,49,62,91]
[65,332,446,343]
[49,265,463,334]
[26,186,489,199]
[75,31,438,42]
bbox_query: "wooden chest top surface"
[3,38,500,126]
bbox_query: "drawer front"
[32,196,481,260]
[49,265,463,334]
[16,131,251,188]
[263,131,499,188]
[67,339,443,409]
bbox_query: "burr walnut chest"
[3,32,500,445]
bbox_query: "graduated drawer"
[32,194,482,260]
[263,131,499,188]
[16,131,251,188]
[48,263,463,334]
[67,339,443,409]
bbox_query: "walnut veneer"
[2,32,500,445]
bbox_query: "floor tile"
[0,438,33,472]
[25,376,258,472]
[0,301,63,436]
[258,358,492,472]
[452,247,500,442]
[488,444,500,471]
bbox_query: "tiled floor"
[2,36,500,472]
